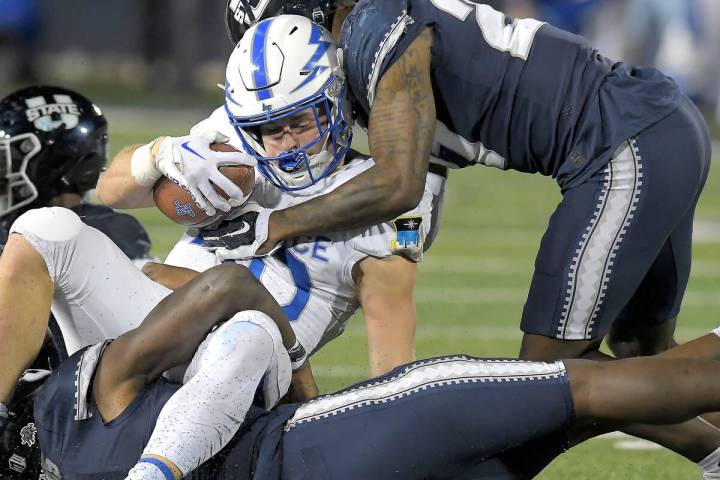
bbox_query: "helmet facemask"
[0,133,42,222]
[227,73,352,192]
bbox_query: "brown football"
[153,143,255,226]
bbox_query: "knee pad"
[185,311,291,409]
[10,207,82,243]
[239,311,292,409]
[9,208,83,283]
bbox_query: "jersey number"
[429,0,542,60]
[249,248,311,321]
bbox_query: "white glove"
[202,203,280,261]
[154,131,257,216]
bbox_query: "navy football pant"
[522,95,711,340]
[281,356,574,480]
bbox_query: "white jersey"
[167,109,446,354]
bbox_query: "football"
[153,143,255,226]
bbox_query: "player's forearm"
[365,307,417,377]
[268,166,415,243]
[142,262,200,290]
[123,264,297,379]
[96,144,156,209]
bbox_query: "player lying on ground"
[0,233,302,480]
[0,85,153,371]
[5,209,720,479]
[95,15,445,378]
[7,264,720,479]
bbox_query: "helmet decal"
[19,422,36,447]
[251,18,274,100]
[25,95,81,132]
[291,23,331,94]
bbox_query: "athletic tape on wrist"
[130,141,163,187]
[288,339,308,370]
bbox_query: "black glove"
[202,204,280,261]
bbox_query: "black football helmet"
[0,369,50,479]
[0,86,108,230]
[226,0,337,43]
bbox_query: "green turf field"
[111,109,719,480]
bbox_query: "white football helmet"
[224,15,353,191]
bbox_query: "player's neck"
[48,193,83,209]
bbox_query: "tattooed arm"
[261,28,435,253]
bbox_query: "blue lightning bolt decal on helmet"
[291,23,331,93]
[224,15,353,191]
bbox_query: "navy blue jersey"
[71,204,152,260]
[341,0,681,188]
[34,344,180,479]
[33,343,296,480]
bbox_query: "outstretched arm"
[97,132,253,214]
[93,264,297,419]
[261,28,436,252]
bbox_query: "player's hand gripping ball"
[153,143,254,227]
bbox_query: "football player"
[0,86,152,261]
[96,15,446,377]
[0,19,442,476]
[8,263,720,479]
[0,85,153,374]
[0,214,301,480]
[217,8,718,473]
[220,0,711,364]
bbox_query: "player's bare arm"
[263,28,435,251]
[98,132,254,215]
[355,255,417,376]
[97,143,158,209]
[141,262,201,290]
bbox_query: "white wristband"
[288,339,308,371]
[130,141,162,187]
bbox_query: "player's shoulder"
[341,0,425,113]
